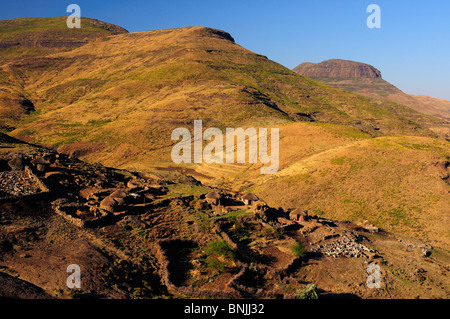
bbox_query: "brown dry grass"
[0,24,441,166]
[254,135,450,248]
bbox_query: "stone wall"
[52,203,111,228]
[154,239,242,298]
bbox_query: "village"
[1,144,440,299]
[0,147,382,260]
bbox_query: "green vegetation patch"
[166,183,210,197]
[291,242,306,258]
[200,240,237,273]
[331,156,347,165]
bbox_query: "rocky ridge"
[293,59,382,79]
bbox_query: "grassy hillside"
[253,135,450,248]
[130,121,450,249]
[0,17,127,128]
[0,18,448,251]
[0,22,442,169]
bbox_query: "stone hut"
[110,189,128,206]
[8,157,23,171]
[289,208,308,222]
[241,192,259,206]
[205,191,221,205]
[100,196,118,213]
[253,200,267,213]
[31,157,50,173]
[127,179,142,191]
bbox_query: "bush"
[291,242,306,258]
[296,283,318,299]
[261,227,283,240]
[202,240,236,273]
[205,240,235,259]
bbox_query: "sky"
[1,0,449,100]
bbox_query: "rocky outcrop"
[293,59,382,79]
[0,165,49,202]
[197,27,235,43]
[311,232,378,258]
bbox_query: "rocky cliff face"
[293,59,382,79]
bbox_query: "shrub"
[291,242,306,258]
[202,240,236,273]
[296,283,318,299]
[261,227,283,239]
[205,240,235,259]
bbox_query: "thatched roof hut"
[110,189,128,199]
[127,180,142,190]
[206,191,220,199]
[100,196,118,213]
[8,157,23,171]
[289,208,308,221]
[241,192,259,205]
[253,200,268,212]
[31,156,50,172]
[31,156,50,165]
[205,191,221,205]
[110,189,128,206]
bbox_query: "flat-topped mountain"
[293,59,382,79]
[293,59,450,125]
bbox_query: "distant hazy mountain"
[293,59,450,122]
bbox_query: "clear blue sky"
[1,0,449,100]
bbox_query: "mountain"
[293,59,382,79]
[293,59,450,126]
[0,17,128,129]
[412,95,450,118]
[0,17,128,57]
[0,19,444,170]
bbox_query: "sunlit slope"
[0,23,441,168]
[144,122,372,190]
[253,135,450,247]
[0,17,127,127]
